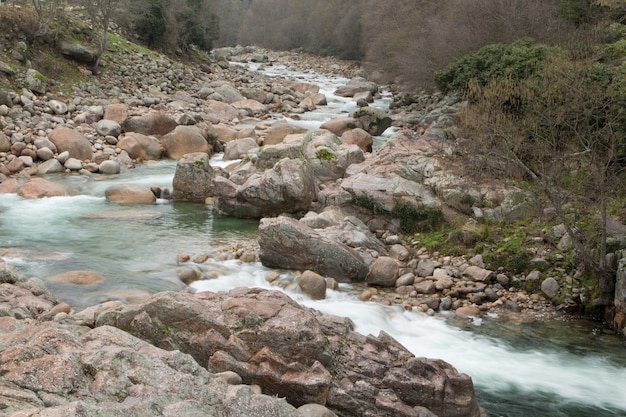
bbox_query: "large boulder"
[60,41,97,63]
[231,99,268,116]
[95,119,122,137]
[48,127,93,161]
[341,128,373,153]
[213,83,246,103]
[122,112,178,136]
[215,158,318,218]
[300,131,365,183]
[25,68,46,94]
[320,117,358,137]
[104,184,156,205]
[224,137,258,160]
[258,216,369,282]
[366,256,400,287]
[206,100,239,122]
[334,77,378,98]
[117,132,164,160]
[264,123,307,146]
[351,106,392,136]
[172,152,215,202]
[0,318,298,417]
[93,288,480,417]
[161,125,211,159]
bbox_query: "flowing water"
[1,62,625,416]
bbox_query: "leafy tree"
[130,0,219,53]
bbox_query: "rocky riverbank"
[0,34,624,416]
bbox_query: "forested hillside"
[4,0,623,91]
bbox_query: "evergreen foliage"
[434,39,558,94]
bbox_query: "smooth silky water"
[0,160,259,309]
[1,62,624,416]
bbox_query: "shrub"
[434,39,558,94]
[391,203,444,234]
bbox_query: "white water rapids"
[0,59,624,416]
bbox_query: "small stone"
[265,271,280,283]
[414,280,436,294]
[298,270,327,300]
[469,254,485,268]
[98,160,121,174]
[395,272,415,287]
[216,371,242,385]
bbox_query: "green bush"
[434,39,558,94]
[391,203,444,234]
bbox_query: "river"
[1,61,625,417]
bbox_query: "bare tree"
[31,0,64,38]
[461,57,626,307]
[74,0,121,71]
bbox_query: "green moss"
[349,193,387,214]
[315,148,336,161]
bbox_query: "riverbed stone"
[351,106,392,136]
[48,126,93,161]
[340,128,373,152]
[462,266,493,283]
[122,112,178,136]
[215,158,317,218]
[231,98,268,116]
[365,256,399,287]
[64,157,83,170]
[98,159,121,174]
[320,117,358,137]
[104,183,156,205]
[95,119,122,137]
[206,100,239,121]
[161,125,211,159]
[172,152,215,202]
[334,77,378,97]
[117,132,164,160]
[48,99,68,115]
[48,270,105,285]
[264,123,308,146]
[297,403,338,417]
[456,305,481,317]
[415,280,437,294]
[17,178,68,199]
[103,103,128,123]
[36,146,55,161]
[224,137,258,160]
[298,270,327,300]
